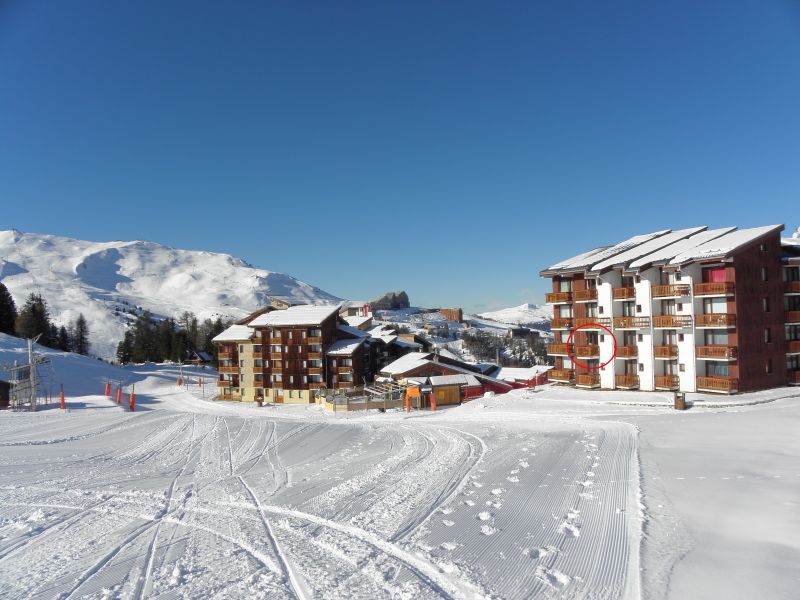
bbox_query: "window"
[254,345,262,353]
[558,279,572,292]
[271,330,280,338]
[273,360,281,369]
[302,331,307,339]
[254,359,263,367]
[622,301,635,317]
[270,344,281,353]
[341,358,353,367]
[763,298,770,312]
[677,303,683,312]
[600,334,605,342]
[703,298,727,314]
[764,328,771,343]
[765,358,772,373]
[760,243,768,252]
[239,360,244,367]
[599,306,604,314]
[638,363,644,372]
[706,361,729,376]
[272,374,282,382]
[288,331,293,339]
[289,376,294,384]
[284,345,289,353]
[636,304,642,313]
[586,279,597,289]
[255,373,263,382]
[678,333,685,342]
[663,300,676,315]
[303,375,308,384]
[761,267,769,281]
[637,334,643,342]
[302,360,307,368]
[309,344,322,353]
[679,363,685,372]
[310,329,322,337]
[239,345,244,353]
[586,303,598,317]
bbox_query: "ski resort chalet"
[541,224,800,394]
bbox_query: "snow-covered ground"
[1,335,798,599]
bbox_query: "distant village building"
[542,224,800,394]
[440,308,463,323]
[0,380,11,409]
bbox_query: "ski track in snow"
[0,400,642,599]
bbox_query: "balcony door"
[704,330,728,345]
[702,267,726,283]
[662,330,677,345]
[664,360,678,375]
[660,270,678,285]
[623,331,637,346]
[622,361,637,375]
[622,301,636,317]
[558,279,572,292]
[705,361,729,377]
[703,298,727,314]
[662,300,677,315]
[559,305,573,317]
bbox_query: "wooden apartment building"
[541,224,800,394]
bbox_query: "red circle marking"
[565,323,617,371]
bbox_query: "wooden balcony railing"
[547,343,573,355]
[613,316,650,329]
[216,379,229,387]
[308,382,326,390]
[216,394,239,401]
[574,317,612,328]
[576,373,600,387]
[336,382,355,389]
[696,345,738,359]
[337,367,354,374]
[652,284,690,298]
[784,281,800,294]
[654,345,679,358]
[549,369,575,382]
[694,282,735,296]
[655,375,680,389]
[271,365,283,373]
[612,287,636,300]
[573,288,597,301]
[653,315,693,328]
[575,345,599,358]
[696,376,738,393]
[306,336,323,344]
[786,340,800,354]
[615,374,639,389]
[616,345,638,358]
[785,311,800,324]
[308,367,323,375]
[217,352,233,360]
[788,371,800,384]
[545,292,573,304]
[270,352,283,359]
[218,365,238,374]
[695,313,736,327]
[308,352,323,360]
[550,318,574,329]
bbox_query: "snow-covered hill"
[476,303,552,327]
[0,230,340,360]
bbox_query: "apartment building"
[541,224,800,394]
[213,304,419,404]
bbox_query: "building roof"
[249,304,341,327]
[541,230,669,275]
[212,324,253,342]
[343,315,372,328]
[627,227,737,271]
[429,374,481,387]
[588,227,706,273]
[336,324,370,338]
[669,224,784,265]
[393,338,422,350]
[326,337,366,356]
[491,366,552,381]
[379,352,432,375]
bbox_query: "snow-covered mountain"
[476,303,552,327]
[0,230,340,360]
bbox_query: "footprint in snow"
[472,481,484,488]
[442,519,455,527]
[534,565,571,588]
[523,546,558,560]
[480,524,498,536]
[440,541,458,551]
[464,499,476,507]
[476,511,493,521]
[507,476,520,483]
[491,488,504,496]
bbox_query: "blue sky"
[1,1,799,312]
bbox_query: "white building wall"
[596,273,618,389]
[635,273,656,391]
[677,265,700,391]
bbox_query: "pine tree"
[73,313,90,355]
[15,293,53,345]
[58,325,71,351]
[116,330,134,364]
[0,282,17,335]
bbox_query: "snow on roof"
[326,337,366,356]
[627,227,737,270]
[670,225,784,265]
[589,227,706,273]
[393,338,422,349]
[380,352,432,375]
[492,366,552,381]
[367,325,398,344]
[249,304,341,327]
[429,374,481,387]
[542,230,670,273]
[343,315,372,328]
[435,347,462,361]
[212,324,253,342]
[337,324,370,338]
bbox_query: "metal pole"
[28,338,36,412]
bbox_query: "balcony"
[576,373,600,388]
[785,281,800,295]
[573,288,597,302]
[217,394,239,401]
[545,292,573,304]
[217,352,233,360]
[694,282,735,297]
[551,318,574,330]
[655,375,680,390]
[788,371,800,385]
[615,374,639,389]
[218,365,238,374]
[616,345,638,358]
[612,287,636,300]
[696,345,738,360]
[654,345,679,359]
[306,336,323,344]
[652,284,690,298]
[309,382,326,390]
[786,341,800,355]
[575,345,599,358]
[337,366,354,374]
[549,369,575,383]
[271,365,283,373]
[308,352,323,360]
[786,311,800,324]
[336,381,355,389]
[308,367,323,375]
[613,316,650,329]
[695,313,736,328]
[270,352,283,359]
[653,315,693,328]
[547,343,573,356]
[216,379,229,387]
[574,317,612,328]
[696,376,738,393]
